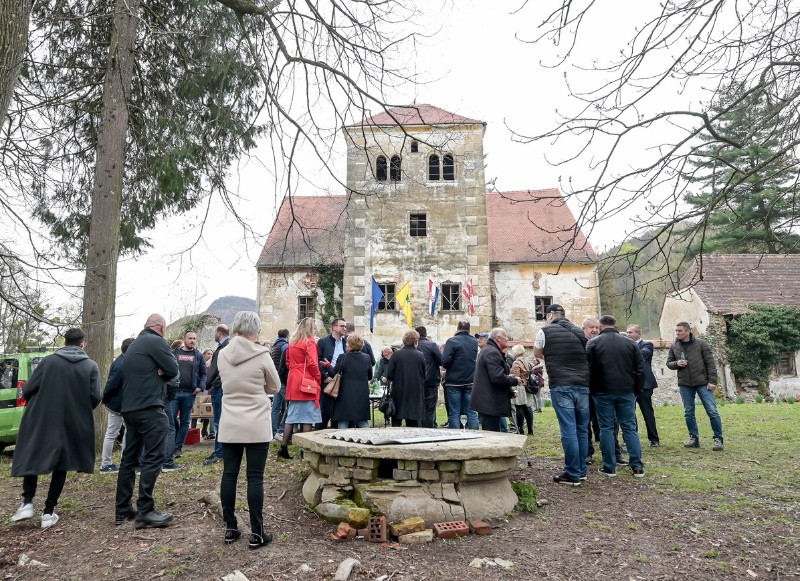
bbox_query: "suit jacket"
[207,337,231,390]
[637,340,658,390]
[317,333,347,381]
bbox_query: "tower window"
[428,154,440,181]
[443,154,455,181]
[377,283,396,311]
[390,155,401,181]
[441,283,461,311]
[411,140,418,153]
[375,156,387,181]
[410,213,427,237]
[534,296,553,321]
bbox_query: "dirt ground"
[1,432,799,581]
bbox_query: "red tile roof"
[258,189,596,267]
[349,104,484,128]
[486,190,597,263]
[679,254,800,315]
[256,196,348,268]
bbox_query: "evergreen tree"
[682,86,800,255]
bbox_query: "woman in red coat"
[279,317,321,459]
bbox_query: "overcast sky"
[103,1,699,340]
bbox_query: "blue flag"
[370,277,384,332]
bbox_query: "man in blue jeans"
[666,322,724,451]
[204,324,230,465]
[534,304,591,486]
[442,321,480,429]
[171,331,206,459]
[586,315,646,477]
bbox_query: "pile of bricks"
[329,516,492,544]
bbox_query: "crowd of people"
[7,306,724,536]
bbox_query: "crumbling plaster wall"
[257,269,322,343]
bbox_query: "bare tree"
[514,0,800,300]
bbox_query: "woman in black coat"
[331,334,373,428]
[386,329,426,427]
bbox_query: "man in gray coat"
[10,328,101,529]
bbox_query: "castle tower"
[342,105,492,344]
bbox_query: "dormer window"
[390,155,401,181]
[376,156,387,181]
[428,154,440,181]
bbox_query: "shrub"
[543,399,553,408]
[735,396,745,404]
[512,481,539,513]
[786,396,796,404]
[754,394,764,403]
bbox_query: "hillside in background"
[204,296,256,324]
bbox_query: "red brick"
[433,521,469,539]
[368,515,387,543]
[468,519,492,535]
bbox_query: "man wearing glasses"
[115,313,179,529]
[317,318,348,428]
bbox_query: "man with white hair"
[471,328,521,432]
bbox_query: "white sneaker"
[11,502,34,521]
[41,512,59,529]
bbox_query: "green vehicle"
[0,351,54,453]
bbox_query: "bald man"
[115,313,179,529]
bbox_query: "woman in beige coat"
[217,311,280,550]
[509,345,534,435]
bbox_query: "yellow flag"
[395,281,412,327]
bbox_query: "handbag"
[323,354,344,398]
[524,359,542,395]
[299,342,320,395]
[378,382,396,417]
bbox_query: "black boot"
[248,528,273,550]
[278,445,293,460]
[224,523,241,545]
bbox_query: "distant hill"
[205,296,256,324]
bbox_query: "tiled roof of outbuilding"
[486,190,597,263]
[256,196,347,268]
[348,104,484,127]
[679,254,800,315]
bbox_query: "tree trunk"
[0,0,31,121]
[83,0,141,450]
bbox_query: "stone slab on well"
[294,429,526,461]
[463,457,517,475]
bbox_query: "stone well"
[292,428,527,527]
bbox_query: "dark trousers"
[116,407,168,516]
[515,404,534,434]
[479,414,503,432]
[391,418,419,427]
[319,392,335,429]
[422,383,439,428]
[636,390,660,443]
[221,442,269,534]
[211,388,223,459]
[190,417,212,436]
[22,470,67,515]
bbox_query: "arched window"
[443,154,455,181]
[390,155,401,181]
[428,154,440,181]
[375,156,387,181]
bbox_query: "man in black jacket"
[270,329,290,438]
[115,314,179,529]
[587,315,646,478]
[627,324,660,447]
[100,337,135,473]
[317,318,347,428]
[415,326,443,427]
[471,328,520,432]
[204,324,229,464]
[442,321,479,429]
[533,304,590,486]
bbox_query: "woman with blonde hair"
[509,344,534,435]
[331,334,373,429]
[279,317,322,459]
[216,311,280,549]
[386,329,426,427]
